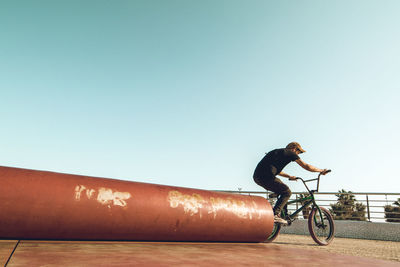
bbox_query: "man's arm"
[278,171,297,180]
[295,159,327,173]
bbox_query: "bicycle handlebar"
[268,170,331,198]
[295,177,317,182]
[296,169,331,181]
[295,169,331,193]
[319,169,331,178]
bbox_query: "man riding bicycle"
[253,142,329,224]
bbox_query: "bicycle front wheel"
[308,207,335,246]
[265,222,281,242]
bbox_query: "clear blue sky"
[1,1,399,193]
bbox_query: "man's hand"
[278,172,298,181]
[320,169,330,175]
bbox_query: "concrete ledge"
[280,219,400,242]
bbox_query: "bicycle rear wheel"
[265,222,281,242]
[308,207,335,246]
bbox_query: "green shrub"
[329,189,366,221]
[384,198,400,223]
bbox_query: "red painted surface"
[0,166,273,242]
[4,240,399,267]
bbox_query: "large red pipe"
[0,166,273,242]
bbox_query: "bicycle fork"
[313,205,327,228]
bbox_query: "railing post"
[366,194,371,222]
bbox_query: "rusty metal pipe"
[0,166,273,242]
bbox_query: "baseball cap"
[286,142,306,153]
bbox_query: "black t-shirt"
[253,148,300,179]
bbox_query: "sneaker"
[274,215,288,224]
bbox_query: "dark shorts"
[253,176,291,196]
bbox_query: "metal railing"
[218,190,400,223]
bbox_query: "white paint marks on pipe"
[167,190,259,220]
[97,188,131,207]
[74,185,131,208]
[168,190,205,217]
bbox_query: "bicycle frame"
[284,195,314,220]
[280,172,330,226]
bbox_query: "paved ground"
[1,235,399,266]
[274,234,400,262]
[0,240,16,266]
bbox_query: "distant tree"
[329,189,366,221]
[384,198,400,223]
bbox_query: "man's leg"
[264,177,292,216]
[254,176,291,224]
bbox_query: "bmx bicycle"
[266,170,334,246]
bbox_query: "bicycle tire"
[308,207,335,246]
[265,222,281,242]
